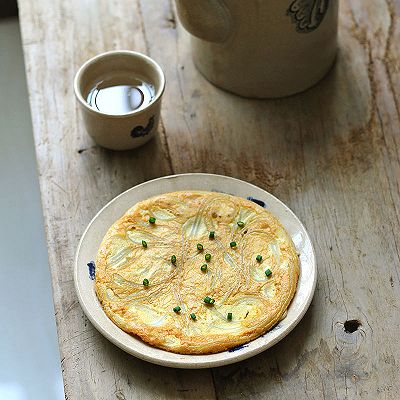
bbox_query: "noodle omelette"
[95,191,299,354]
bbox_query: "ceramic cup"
[175,0,338,98]
[74,50,165,150]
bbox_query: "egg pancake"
[95,191,299,354]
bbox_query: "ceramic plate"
[74,173,316,368]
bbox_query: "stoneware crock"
[175,0,339,98]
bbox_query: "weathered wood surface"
[17,0,400,398]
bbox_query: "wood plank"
[17,0,400,398]
[208,1,400,398]
[17,0,216,398]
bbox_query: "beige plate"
[74,173,316,368]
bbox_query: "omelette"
[95,191,299,354]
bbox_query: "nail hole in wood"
[344,319,361,333]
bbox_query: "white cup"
[74,50,165,150]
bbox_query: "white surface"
[0,18,64,400]
[75,173,317,368]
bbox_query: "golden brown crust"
[95,191,299,354]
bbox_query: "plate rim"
[74,173,317,368]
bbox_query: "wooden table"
[18,0,400,398]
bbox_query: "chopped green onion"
[237,221,245,228]
[205,253,211,261]
[173,306,181,313]
[204,296,215,304]
[201,264,208,272]
[227,312,233,321]
[209,231,215,239]
[265,269,272,277]
[256,254,262,262]
[197,243,203,251]
[230,241,237,248]
[149,216,156,224]
[143,278,149,286]
[142,240,147,248]
[190,313,196,320]
[171,255,177,264]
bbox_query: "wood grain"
[17,0,400,398]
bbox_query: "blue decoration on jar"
[287,0,330,33]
